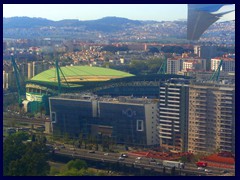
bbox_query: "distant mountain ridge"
[3,16,144,30]
[3,16,235,44]
[3,17,54,28]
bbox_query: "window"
[136,120,144,131]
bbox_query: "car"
[136,157,142,160]
[221,170,229,174]
[59,145,65,149]
[121,154,128,158]
[149,158,156,162]
[205,169,212,173]
[54,147,60,151]
[88,150,95,153]
[197,167,205,171]
[135,160,140,164]
[104,153,109,156]
[118,157,125,161]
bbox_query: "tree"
[3,132,50,176]
[148,47,160,54]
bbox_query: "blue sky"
[3,4,235,22]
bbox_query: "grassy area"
[48,161,121,176]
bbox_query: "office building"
[49,95,159,147]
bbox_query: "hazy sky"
[3,4,235,22]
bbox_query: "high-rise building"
[18,63,28,80]
[182,58,206,71]
[3,70,9,89]
[28,62,33,79]
[28,61,50,79]
[188,82,235,154]
[194,45,218,59]
[211,57,235,72]
[158,78,190,152]
[167,58,181,74]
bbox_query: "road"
[3,113,235,176]
[51,145,234,176]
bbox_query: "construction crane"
[210,60,223,82]
[157,58,167,74]
[55,59,70,95]
[10,54,25,109]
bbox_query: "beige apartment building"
[188,82,235,154]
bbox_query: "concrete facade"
[158,78,189,152]
[49,95,159,146]
[188,82,235,154]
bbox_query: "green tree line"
[3,132,50,176]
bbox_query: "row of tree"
[110,57,165,75]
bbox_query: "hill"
[3,16,143,32]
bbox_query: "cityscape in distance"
[3,4,235,176]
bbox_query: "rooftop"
[51,94,158,105]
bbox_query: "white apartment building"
[167,58,181,74]
[211,58,235,72]
[158,78,190,152]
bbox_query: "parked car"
[104,153,109,156]
[221,170,229,174]
[59,145,65,149]
[54,147,60,151]
[88,150,95,153]
[149,158,156,162]
[197,167,205,171]
[118,157,125,161]
[205,169,212,173]
[136,157,142,160]
[121,154,128,158]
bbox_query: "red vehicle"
[196,161,208,167]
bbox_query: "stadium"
[24,65,188,114]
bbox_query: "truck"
[162,160,184,169]
[196,161,208,167]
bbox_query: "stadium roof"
[30,66,134,86]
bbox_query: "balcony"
[159,135,172,139]
[167,100,180,103]
[159,115,179,120]
[159,119,172,123]
[168,92,180,95]
[160,111,179,116]
[160,127,172,131]
[168,104,180,107]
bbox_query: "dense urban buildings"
[3,16,235,157]
[3,5,236,176]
